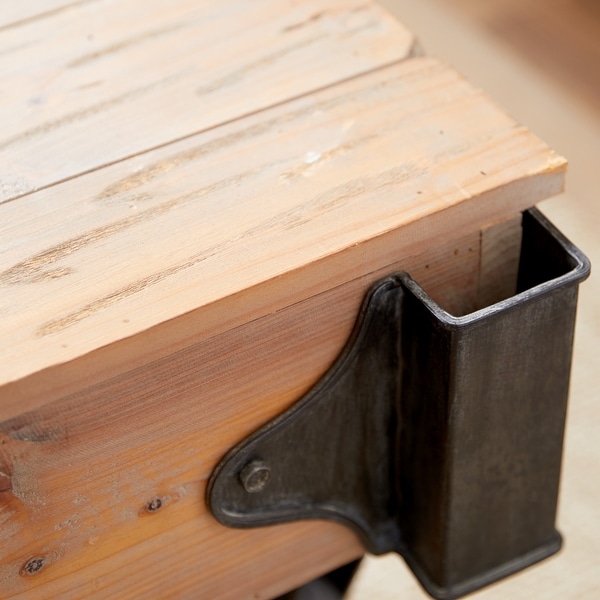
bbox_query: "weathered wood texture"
[0,57,565,391]
[0,1,569,598]
[0,0,415,203]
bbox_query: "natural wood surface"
[0,0,415,203]
[0,1,572,598]
[0,57,565,393]
[477,216,522,309]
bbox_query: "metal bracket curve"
[208,209,590,600]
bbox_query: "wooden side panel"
[0,226,487,600]
[0,0,415,202]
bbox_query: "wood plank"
[0,0,415,203]
[0,57,566,394]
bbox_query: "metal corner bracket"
[207,208,590,600]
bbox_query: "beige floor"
[347,1,600,598]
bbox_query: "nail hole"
[146,498,162,513]
[21,557,45,576]
[139,493,179,517]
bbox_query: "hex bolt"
[239,459,270,493]
[21,557,45,576]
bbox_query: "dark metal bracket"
[208,208,590,600]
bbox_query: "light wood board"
[0,0,415,203]
[0,57,565,393]
[0,0,85,30]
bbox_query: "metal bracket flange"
[208,209,590,600]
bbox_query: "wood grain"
[0,0,416,202]
[0,57,566,393]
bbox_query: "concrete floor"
[347,1,600,598]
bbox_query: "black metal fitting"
[208,208,590,599]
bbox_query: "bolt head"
[239,459,270,493]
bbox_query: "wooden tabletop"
[0,0,564,395]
